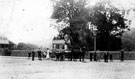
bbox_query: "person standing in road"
[81,47,86,62]
[43,50,47,59]
[120,50,124,61]
[94,51,97,61]
[46,48,50,59]
[32,50,35,61]
[106,51,109,63]
[90,52,93,61]
[37,48,42,61]
[104,52,107,62]
[109,52,113,62]
[28,51,31,59]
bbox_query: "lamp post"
[88,22,98,61]
[93,29,97,51]
[88,22,97,51]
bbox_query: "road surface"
[0,56,135,79]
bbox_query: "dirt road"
[0,56,135,79]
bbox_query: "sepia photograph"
[0,0,135,79]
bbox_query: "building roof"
[0,37,9,44]
[52,39,70,44]
[52,40,65,44]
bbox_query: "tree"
[51,0,93,49]
[9,41,16,50]
[88,1,130,51]
[122,29,135,51]
[17,43,39,50]
[51,0,130,51]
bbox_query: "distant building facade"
[0,36,9,48]
[0,36,10,55]
[52,34,71,54]
[52,39,69,51]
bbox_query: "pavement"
[0,56,135,79]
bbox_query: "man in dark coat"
[104,52,107,62]
[79,47,85,62]
[70,47,73,61]
[106,51,109,63]
[120,50,124,61]
[28,51,31,59]
[109,53,113,62]
[37,48,42,60]
[32,50,35,61]
[81,47,86,62]
[90,52,93,61]
[55,51,61,61]
[73,48,76,61]
[94,51,97,61]
[72,48,75,61]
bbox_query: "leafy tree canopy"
[122,29,135,51]
[51,0,131,51]
[88,1,130,51]
[89,0,130,37]
[17,43,39,50]
[51,0,92,49]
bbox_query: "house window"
[59,44,65,49]
[53,44,56,49]
[62,45,64,49]
[56,44,59,49]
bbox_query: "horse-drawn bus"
[52,39,71,61]
[52,39,86,61]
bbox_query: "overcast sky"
[0,0,58,47]
[0,0,135,47]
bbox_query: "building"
[51,39,71,60]
[0,36,10,55]
[0,36,9,48]
[52,40,67,50]
[52,39,70,52]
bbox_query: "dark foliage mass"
[122,29,135,51]
[88,1,129,51]
[51,0,130,51]
[16,43,39,50]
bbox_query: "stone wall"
[11,50,39,57]
[10,50,135,60]
[85,51,135,60]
